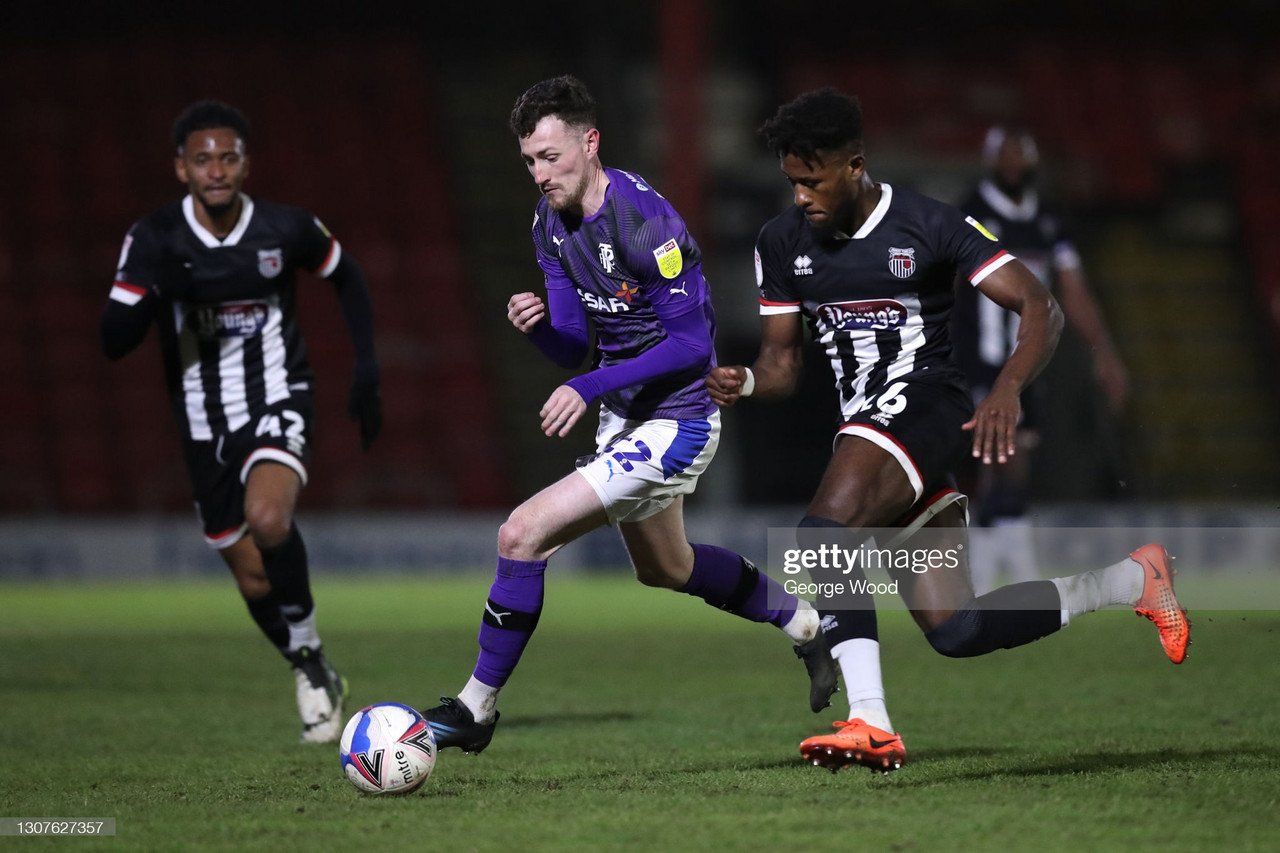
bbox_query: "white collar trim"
[183,193,254,247]
[846,183,892,240]
[978,180,1038,222]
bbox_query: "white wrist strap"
[740,367,756,397]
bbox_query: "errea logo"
[793,255,814,276]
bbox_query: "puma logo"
[484,602,512,626]
[669,282,688,297]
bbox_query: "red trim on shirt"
[314,238,338,276]
[970,250,1011,282]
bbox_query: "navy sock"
[243,590,289,653]
[974,580,1061,648]
[259,525,314,623]
[925,581,1062,657]
[798,515,879,645]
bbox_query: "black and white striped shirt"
[754,183,1014,414]
[951,179,1080,389]
[109,194,341,441]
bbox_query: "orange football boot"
[1130,543,1190,664]
[799,718,905,774]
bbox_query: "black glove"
[348,368,382,451]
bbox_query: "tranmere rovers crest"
[258,248,284,279]
[888,247,916,279]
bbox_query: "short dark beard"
[548,168,592,214]
[201,198,236,218]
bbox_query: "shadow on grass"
[895,746,1280,786]
[433,754,804,793]
[434,745,1280,795]
[502,710,639,729]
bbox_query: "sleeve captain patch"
[653,238,683,279]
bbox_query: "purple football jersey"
[531,167,716,420]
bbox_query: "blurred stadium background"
[2,0,1278,577]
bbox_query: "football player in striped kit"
[951,125,1129,593]
[100,101,382,743]
[420,76,836,755]
[708,89,1187,773]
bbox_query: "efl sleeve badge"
[652,238,683,280]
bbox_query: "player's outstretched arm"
[707,313,804,407]
[965,259,1063,463]
[327,253,382,451]
[1057,265,1129,411]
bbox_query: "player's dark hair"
[172,100,251,151]
[509,75,598,138]
[759,88,864,165]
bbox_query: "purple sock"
[681,543,797,627]
[472,556,546,688]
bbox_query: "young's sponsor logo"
[186,301,271,338]
[817,298,907,332]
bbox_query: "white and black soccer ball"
[339,702,437,794]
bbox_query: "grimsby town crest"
[887,247,916,279]
[258,248,283,279]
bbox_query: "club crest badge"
[598,243,616,274]
[888,247,916,279]
[258,248,283,279]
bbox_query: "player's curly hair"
[509,75,598,138]
[758,88,863,165]
[172,100,251,151]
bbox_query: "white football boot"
[288,646,348,744]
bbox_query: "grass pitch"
[1,574,1278,850]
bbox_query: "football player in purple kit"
[100,101,382,743]
[421,75,837,754]
[707,88,1188,773]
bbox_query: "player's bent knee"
[244,502,291,547]
[923,601,987,658]
[497,512,549,562]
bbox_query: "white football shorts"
[576,407,721,524]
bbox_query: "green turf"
[1,575,1278,851]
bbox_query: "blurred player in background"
[952,125,1129,592]
[100,100,383,743]
[421,75,835,755]
[708,89,1187,773]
